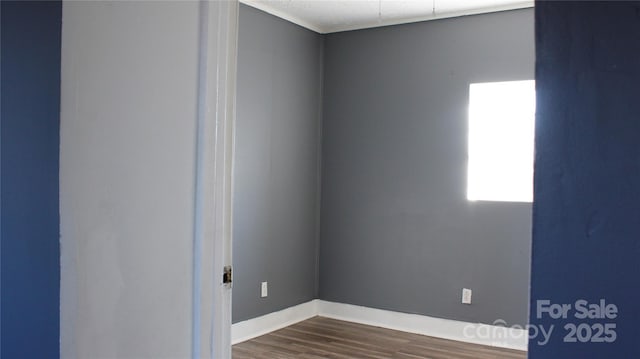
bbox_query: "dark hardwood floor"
[233,316,527,359]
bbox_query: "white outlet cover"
[462,288,472,304]
[261,281,268,298]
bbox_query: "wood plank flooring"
[233,317,526,359]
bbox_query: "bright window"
[467,80,535,203]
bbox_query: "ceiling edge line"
[239,0,327,34]
[324,1,534,34]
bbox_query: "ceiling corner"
[240,0,328,34]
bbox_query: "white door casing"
[193,1,238,358]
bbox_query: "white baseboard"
[317,300,528,351]
[231,299,528,351]
[231,300,319,344]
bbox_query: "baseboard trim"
[231,300,319,345]
[317,300,528,351]
[231,299,528,351]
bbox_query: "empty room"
[232,0,532,358]
[3,1,640,358]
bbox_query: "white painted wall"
[60,1,201,357]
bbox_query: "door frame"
[192,1,238,358]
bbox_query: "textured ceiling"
[240,0,534,33]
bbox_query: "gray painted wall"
[60,1,200,357]
[319,9,534,326]
[233,4,324,323]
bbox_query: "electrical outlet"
[462,288,472,304]
[261,281,268,298]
